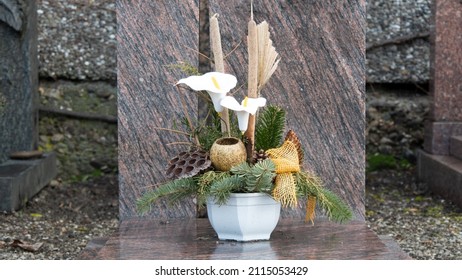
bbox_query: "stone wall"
[367,0,431,84]
[36,0,430,84]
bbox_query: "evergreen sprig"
[255,105,286,151]
[230,159,276,193]
[196,171,231,206]
[136,177,197,214]
[209,175,245,205]
[295,171,353,223]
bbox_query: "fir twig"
[255,105,286,151]
[209,175,245,204]
[230,159,276,193]
[136,177,197,214]
[295,171,353,223]
[196,171,231,206]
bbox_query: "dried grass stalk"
[210,14,225,73]
[210,13,230,136]
[245,8,259,161]
[247,20,258,98]
[256,21,280,91]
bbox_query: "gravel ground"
[0,175,119,260]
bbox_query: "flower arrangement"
[137,5,353,225]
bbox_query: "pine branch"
[317,188,353,223]
[209,175,245,204]
[230,159,276,192]
[295,171,353,223]
[255,105,286,151]
[230,161,252,175]
[136,177,197,214]
[247,159,276,192]
[196,171,231,206]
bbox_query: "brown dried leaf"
[11,239,43,252]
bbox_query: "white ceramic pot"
[207,193,281,241]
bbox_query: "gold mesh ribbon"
[266,141,300,174]
[305,196,317,224]
[268,140,318,222]
[267,140,300,207]
[272,173,297,208]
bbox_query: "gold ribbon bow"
[267,140,317,223]
[266,140,300,208]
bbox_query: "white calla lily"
[176,72,237,112]
[220,96,266,132]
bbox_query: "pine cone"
[165,150,211,179]
[285,129,304,164]
[253,149,269,163]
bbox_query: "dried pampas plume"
[245,0,280,162]
[256,21,280,91]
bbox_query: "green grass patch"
[366,153,412,173]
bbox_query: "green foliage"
[366,153,411,172]
[255,105,286,151]
[196,121,223,151]
[231,159,276,192]
[367,154,397,172]
[137,162,353,224]
[196,171,231,206]
[209,175,245,205]
[136,177,197,214]
[295,171,353,223]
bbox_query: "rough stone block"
[0,153,57,212]
[424,122,462,155]
[450,136,462,160]
[418,150,462,209]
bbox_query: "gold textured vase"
[210,137,246,171]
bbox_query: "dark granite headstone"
[0,0,56,212]
[418,0,462,208]
[0,0,38,162]
[118,0,365,220]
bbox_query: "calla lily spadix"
[220,96,266,133]
[176,72,237,113]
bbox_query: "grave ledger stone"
[0,0,56,212]
[418,0,462,208]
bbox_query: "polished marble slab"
[83,218,409,260]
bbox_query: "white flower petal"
[220,96,244,112]
[203,72,237,94]
[242,97,267,115]
[207,91,226,112]
[176,72,237,94]
[236,111,250,132]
